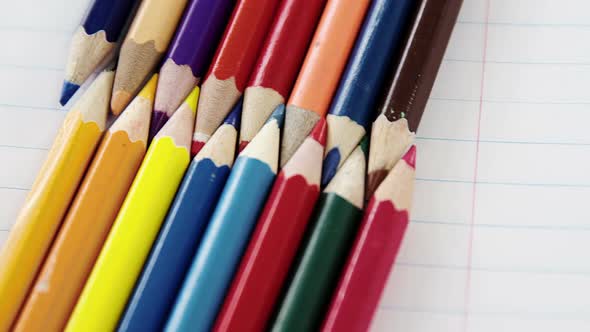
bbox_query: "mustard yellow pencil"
[0,69,114,332]
[65,87,199,332]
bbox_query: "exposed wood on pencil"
[322,146,416,332]
[239,0,326,150]
[0,70,114,332]
[65,88,199,332]
[111,0,188,115]
[14,75,157,332]
[367,0,463,198]
[271,137,368,332]
[192,0,280,155]
[280,0,370,166]
[149,0,233,139]
[119,99,241,332]
[167,105,284,332]
[320,0,417,187]
[60,0,136,105]
[215,119,327,332]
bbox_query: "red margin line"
[464,0,491,330]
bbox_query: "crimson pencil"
[214,119,327,332]
[239,0,326,151]
[321,146,417,332]
[191,0,280,156]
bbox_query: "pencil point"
[266,104,285,128]
[321,148,341,188]
[402,145,417,169]
[366,170,388,201]
[191,140,206,157]
[238,141,249,153]
[111,90,132,115]
[184,87,201,114]
[149,111,169,142]
[224,98,243,128]
[138,74,159,101]
[310,118,327,146]
[60,81,80,106]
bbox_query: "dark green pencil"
[271,137,368,332]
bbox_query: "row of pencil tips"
[0,0,462,330]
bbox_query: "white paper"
[370,0,590,331]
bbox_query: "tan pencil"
[110,0,188,115]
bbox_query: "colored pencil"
[65,87,199,332]
[191,0,280,156]
[215,118,326,332]
[280,0,370,166]
[118,99,241,332]
[0,70,114,332]
[149,0,233,139]
[320,0,416,187]
[13,75,157,332]
[322,146,416,332]
[166,105,284,332]
[60,0,137,105]
[271,137,368,332]
[238,0,326,151]
[367,0,463,198]
[111,0,188,115]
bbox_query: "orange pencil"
[279,0,370,166]
[0,70,114,332]
[13,75,158,332]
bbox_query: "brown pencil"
[366,0,463,198]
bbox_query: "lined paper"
[0,0,589,331]
[371,0,590,331]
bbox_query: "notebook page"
[370,0,590,331]
[0,0,94,244]
[0,0,589,331]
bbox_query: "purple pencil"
[150,0,234,140]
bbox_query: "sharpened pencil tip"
[149,111,169,142]
[402,145,417,169]
[366,170,388,201]
[321,148,341,188]
[111,90,132,115]
[224,97,243,128]
[191,140,206,157]
[238,141,249,153]
[59,81,80,106]
[310,118,327,145]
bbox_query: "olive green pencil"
[271,137,368,332]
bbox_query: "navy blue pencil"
[117,101,242,332]
[61,0,137,105]
[321,0,416,187]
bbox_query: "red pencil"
[321,145,417,332]
[239,0,326,151]
[214,119,327,332]
[191,0,280,156]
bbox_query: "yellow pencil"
[0,69,114,332]
[65,87,199,332]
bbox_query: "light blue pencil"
[165,105,285,332]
